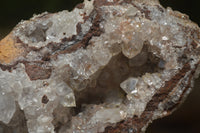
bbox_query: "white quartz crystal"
[91,108,122,123]
[120,77,138,94]
[0,0,200,132]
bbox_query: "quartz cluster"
[0,0,200,133]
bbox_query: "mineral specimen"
[0,0,200,133]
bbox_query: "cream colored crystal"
[120,77,138,94]
[0,0,200,133]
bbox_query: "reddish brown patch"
[42,95,49,104]
[76,22,83,34]
[191,40,198,49]
[75,3,85,9]
[58,42,83,55]
[80,12,89,22]
[93,0,134,8]
[82,12,103,47]
[0,64,13,72]
[142,7,151,20]
[93,0,119,7]
[25,63,52,80]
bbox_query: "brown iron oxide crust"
[0,0,199,132]
[0,0,154,81]
[0,0,107,81]
[24,63,52,80]
[103,63,198,133]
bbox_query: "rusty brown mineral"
[0,0,199,133]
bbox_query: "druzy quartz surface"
[0,0,200,133]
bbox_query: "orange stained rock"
[0,33,24,65]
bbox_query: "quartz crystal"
[120,77,138,94]
[0,0,200,133]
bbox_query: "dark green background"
[0,0,200,133]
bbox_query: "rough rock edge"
[0,0,159,74]
[103,62,198,133]
[0,0,200,133]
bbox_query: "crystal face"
[120,77,138,94]
[0,0,200,133]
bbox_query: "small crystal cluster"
[0,0,200,133]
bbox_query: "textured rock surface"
[0,0,200,133]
